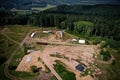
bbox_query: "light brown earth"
[16,31,99,80]
[40,45,97,80]
[16,51,45,72]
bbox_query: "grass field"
[54,60,76,80]
[31,4,55,11]
[0,33,18,63]
[63,31,78,41]
[2,25,41,42]
[0,33,18,80]
[0,25,41,79]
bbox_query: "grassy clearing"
[0,33,18,79]
[0,25,41,79]
[63,31,78,41]
[3,25,41,42]
[34,32,50,39]
[0,33,18,63]
[31,4,55,11]
[54,60,76,80]
[9,48,24,69]
[96,49,120,80]
[10,70,38,78]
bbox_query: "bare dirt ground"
[16,51,45,72]
[41,44,97,80]
[16,31,100,80]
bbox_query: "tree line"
[0,10,120,41]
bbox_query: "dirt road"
[3,30,38,80]
[40,50,62,80]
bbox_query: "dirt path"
[40,50,62,80]
[1,33,20,45]
[96,54,114,64]
[3,30,38,80]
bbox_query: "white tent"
[79,40,85,44]
[71,39,77,42]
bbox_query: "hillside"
[46,5,120,16]
[0,0,120,10]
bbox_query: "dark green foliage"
[111,60,116,65]
[31,65,39,73]
[93,38,101,45]
[0,7,120,41]
[74,21,94,36]
[0,57,7,64]
[0,34,17,64]
[107,40,120,50]
[23,43,32,53]
[44,65,51,73]
[47,5,120,16]
[54,60,76,80]
[8,65,17,70]
[0,64,10,80]
[10,71,38,78]
[100,49,111,61]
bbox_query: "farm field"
[31,4,55,11]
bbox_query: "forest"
[0,5,120,43]
[0,4,120,80]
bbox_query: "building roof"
[79,40,85,44]
[76,64,84,71]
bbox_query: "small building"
[78,40,85,44]
[31,32,35,38]
[75,64,84,72]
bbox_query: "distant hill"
[45,4,120,16]
[0,0,120,10]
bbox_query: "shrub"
[54,60,76,80]
[31,65,39,73]
[100,49,111,61]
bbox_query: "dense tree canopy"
[0,5,120,41]
[74,21,94,36]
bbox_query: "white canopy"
[79,40,85,44]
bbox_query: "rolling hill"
[0,0,120,10]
